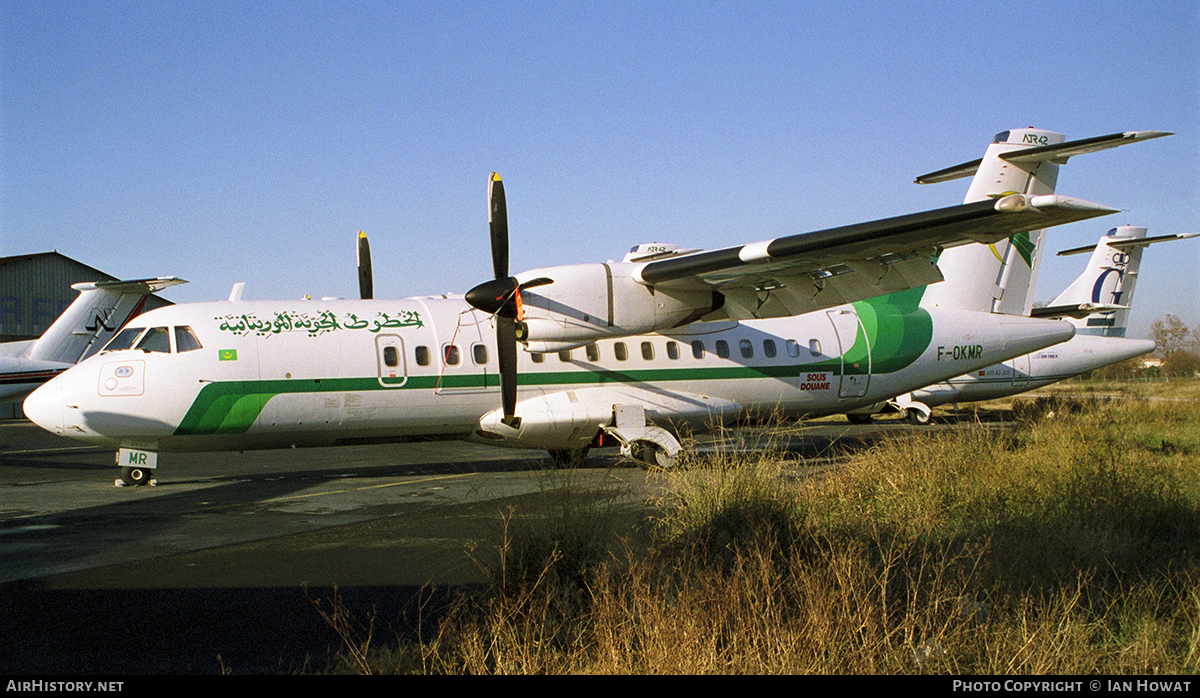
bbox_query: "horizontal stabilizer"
[1030,302,1127,320]
[1056,232,1200,256]
[71,276,188,294]
[915,130,1172,185]
[1000,131,1173,165]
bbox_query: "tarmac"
[0,415,941,674]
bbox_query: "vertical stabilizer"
[920,128,1065,315]
[1044,226,1198,337]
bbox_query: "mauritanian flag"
[219,349,238,361]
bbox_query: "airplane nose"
[23,378,63,435]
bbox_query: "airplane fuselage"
[912,333,1155,407]
[24,293,1074,454]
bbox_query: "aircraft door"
[376,334,407,387]
[1010,353,1031,388]
[826,309,871,399]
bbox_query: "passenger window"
[415,346,430,366]
[614,342,628,361]
[135,327,171,353]
[691,340,705,359]
[586,344,600,362]
[785,339,801,358]
[716,340,729,359]
[383,346,400,367]
[175,326,204,353]
[531,352,545,363]
[559,349,572,362]
[641,342,654,360]
[473,344,488,365]
[443,344,460,366]
[739,339,753,359]
[763,339,777,358]
[103,327,145,353]
[666,341,679,360]
[809,339,822,357]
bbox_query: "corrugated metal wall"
[0,253,118,341]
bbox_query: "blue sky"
[3,1,1196,340]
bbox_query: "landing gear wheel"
[547,448,590,468]
[118,466,153,487]
[846,413,873,425]
[907,409,932,426]
[631,442,675,470]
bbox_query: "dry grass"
[319,385,1200,674]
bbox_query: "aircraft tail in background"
[25,277,187,364]
[1033,226,1199,337]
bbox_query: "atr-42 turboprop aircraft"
[23,128,1166,485]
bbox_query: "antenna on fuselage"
[229,282,245,302]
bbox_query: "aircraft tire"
[120,466,153,487]
[631,442,675,470]
[907,409,932,426]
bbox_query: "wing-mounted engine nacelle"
[516,262,724,351]
[472,390,683,467]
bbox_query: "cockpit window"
[135,327,171,353]
[102,327,146,353]
[175,326,204,353]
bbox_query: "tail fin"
[918,129,1171,315]
[26,277,187,363]
[1033,226,1198,337]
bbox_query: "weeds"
[317,393,1200,673]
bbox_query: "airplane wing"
[634,194,1118,321]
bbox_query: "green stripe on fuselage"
[174,302,934,436]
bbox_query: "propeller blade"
[489,173,509,280]
[356,231,373,300]
[497,316,519,426]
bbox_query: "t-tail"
[917,129,1171,316]
[26,277,187,364]
[1033,225,1199,337]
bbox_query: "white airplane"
[1,277,186,403]
[895,225,1197,419]
[23,128,1164,486]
